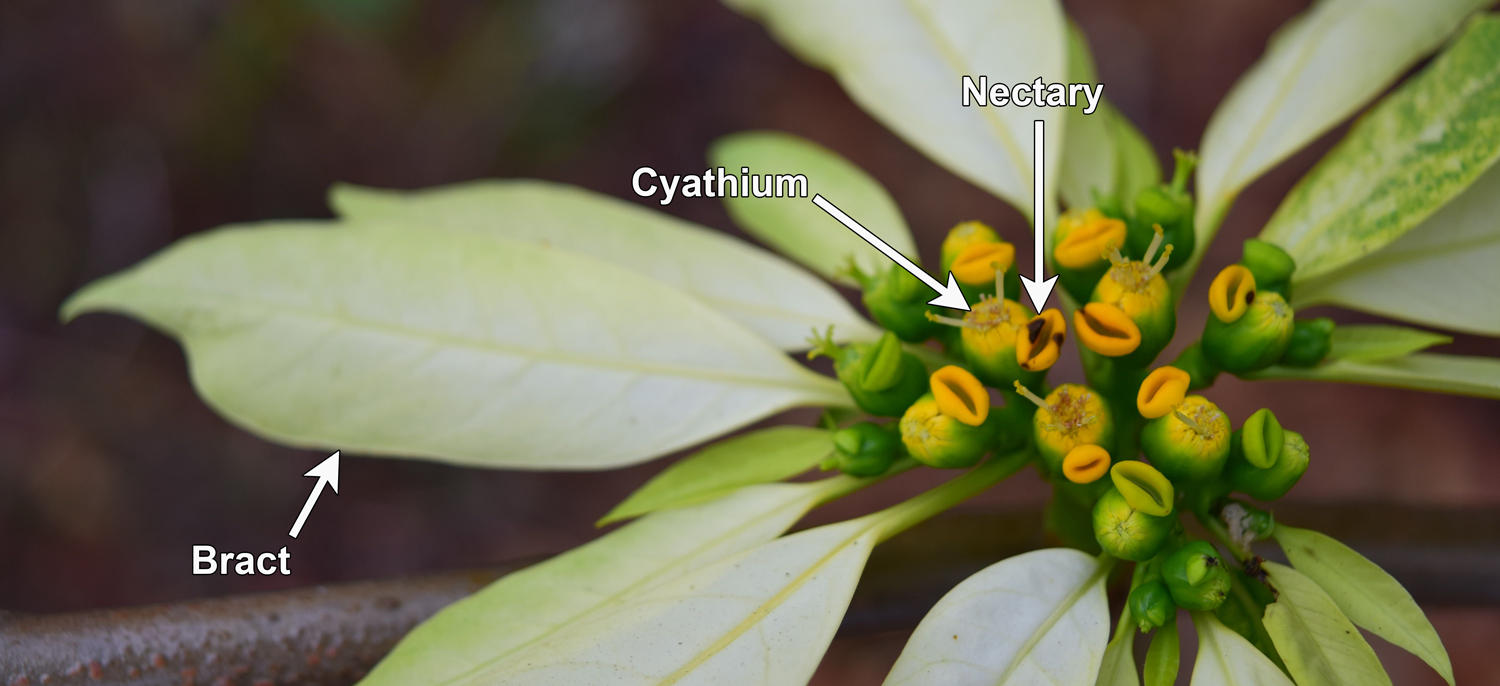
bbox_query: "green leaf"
[722,0,1066,217]
[1108,106,1162,211]
[882,549,1112,686]
[1059,22,1115,212]
[1245,352,1500,399]
[1189,612,1296,686]
[1196,0,1487,261]
[1327,324,1452,362]
[1095,628,1138,686]
[599,426,834,525]
[360,477,863,686]
[330,179,881,350]
[1275,525,1454,685]
[708,131,917,282]
[61,223,848,470]
[1293,160,1500,336]
[1215,566,1285,671]
[1261,14,1500,280]
[1262,561,1392,686]
[1144,619,1180,686]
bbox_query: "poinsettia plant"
[62,0,1500,684]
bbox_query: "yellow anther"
[1054,210,1127,269]
[1209,265,1257,323]
[1062,444,1111,484]
[1111,461,1175,517]
[1073,303,1142,357]
[1137,366,1191,419]
[930,365,989,426]
[951,241,1015,286]
[1016,309,1066,372]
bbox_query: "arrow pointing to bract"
[812,194,970,311]
[1019,119,1058,313]
[289,451,339,539]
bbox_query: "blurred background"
[1,0,1497,682]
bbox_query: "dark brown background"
[1,0,1497,683]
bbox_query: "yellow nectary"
[930,365,989,426]
[1054,209,1127,269]
[950,241,1016,286]
[941,220,1001,272]
[1137,366,1190,419]
[1062,444,1111,484]
[1074,302,1142,357]
[1209,265,1256,323]
[1110,461,1174,517]
[1016,309,1066,372]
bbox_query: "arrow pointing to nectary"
[1019,119,1057,313]
[289,451,339,539]
[812,194,970,311]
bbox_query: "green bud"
[1140,396,1231,483]
[1202,291,1294,373]
[1161,541,1231,611]
[900,393,995,468]
[1092,487,1174,561]
[1129,580,1177,632]
[1227,429,1310,501]
[813,330,928,417]
[863,267,942,342]
[830,422,901,477]
[1239,408,1283,469]
[1240,239,1296,298]
[1282,317,1335,368]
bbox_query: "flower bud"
[1203,288,1294,374]
[1019,382,1115,477]
[1074,302,1142,358]
[1062,444,1111,484]
[1240,238,1296,298]
[1227,428,1310,501]
[1016,309,1067,372]
[941,221,1000,274]
[1282,317,1335,368]
[1239,408,1283,469]
[1141,395,1231,483]
[830,422,902,477]
[1137,366,1191,419]
[1053,209,1127,304]
[1091,239,1176,368]
[1092,487,1174,561]
[1129,580,1177,632]
[1161,541,1231,611]
[862,266,941,342]
[1111,461,1175,517]
[930,365,989,427]
[1126,150,1197,271]
[811,329,928,417]
[900,393,995,469]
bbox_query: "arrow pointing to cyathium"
[289,451,339,539]
[1019,119,1057,313]
[812,194,970,311]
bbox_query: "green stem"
[1192,507,1251,563]
[811,457,920,507]
[871,450,1031,542]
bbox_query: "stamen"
[1173,407,1211,438]
[1143,225,1165,264]
[993,263,1006,298]
[924,311,973,329]
[1106,243,1127,267]
[1012,381,1053,413]
[1147,244,1175,279]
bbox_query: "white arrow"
[289,451,340,539]
[1019,119,1057,313]
[812,194,970,311]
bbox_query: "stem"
[811,457,920,507]
[872,450,1031,542]
[1192,508,1251,563]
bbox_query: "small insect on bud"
[1282,317,1335,368]
[1062,444,1111,484]
[1053,208,1128,304]
[1128,580,1177,632]
[1240,238,1296,298]
[1074,302,1143,358]
[1017,382,1115,479]
[1092,486,1174,561]
[1016,309,1067,372]
[1136,366,1191,419]
[1220,500,1275,549]
[861,265,942,343]
[1227,428,1310,501]
[1110,461,1175,517]
[1161,541,1231,611]
[808,329,927,417]
[1140,395,1231,483]
[830,422,902,477]
[1203,267,1294,373]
